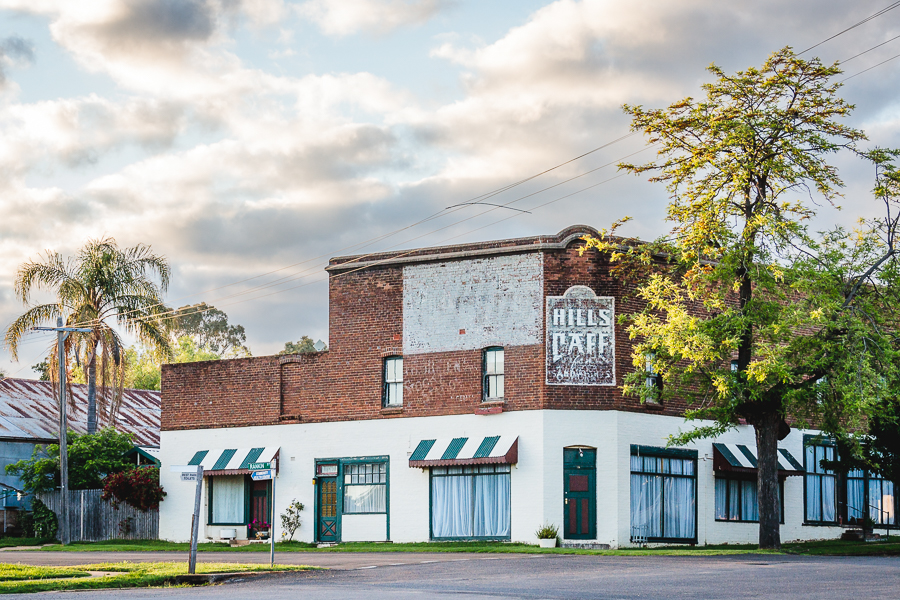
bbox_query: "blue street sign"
[251,469,274,481]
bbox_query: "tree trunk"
[755,411,782,550]
[86,353,97,435]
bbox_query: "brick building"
[159,225,892,546]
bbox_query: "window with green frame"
[630,447,697,543]
[715,476,783,523]
[846,469,896,527]
[430,464,510,540]
[343,462,387,514]
[482,347,504,401]
[804,440,837,523]
[208,475,247,525]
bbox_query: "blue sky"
[1,0,899,376]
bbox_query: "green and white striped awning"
[409,436,518,467]
[712,443,803,476]
[187,447,280,476]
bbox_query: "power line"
[799,1,900,55]
[51,136,647,333]
[841,32,900,63]
[84,145,657,333]
[841,50,900,81]
[38,132,642,334]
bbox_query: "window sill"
[476,400,504,415]
[381,406,404,416]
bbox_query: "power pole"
[33,318,91,545]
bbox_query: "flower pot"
[538,538,556,549]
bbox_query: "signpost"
[171,465,203,574]
[250,460,277,566]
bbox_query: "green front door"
[317,476,339,542]
[563,448,596,539]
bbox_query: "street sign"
[248,462,271,470]
[251,469,274,481]
[181,472,198,482]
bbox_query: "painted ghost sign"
[546,286,615,386]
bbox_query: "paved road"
[2,552,899,599]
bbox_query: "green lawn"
[0,562,315,594]
[24,537,900,556]
[0,538,54,549]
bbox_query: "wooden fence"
[39,489,158,541]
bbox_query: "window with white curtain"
[210,476,245,524]
[804,442,837,523]
[630,450,696,542]
[847,469,895,526]
[343,462,387,514]
[714,477,783,523]
[431,465,511,539]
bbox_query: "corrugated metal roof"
[0,378,160,446]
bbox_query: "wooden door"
[563,448,596,539]
[317,477,338,542]
[250,480,270,533]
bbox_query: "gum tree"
[583,48,900,549]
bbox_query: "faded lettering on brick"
[546,286,615,386]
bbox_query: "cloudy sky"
[1,0,899,377]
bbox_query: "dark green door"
[317,477,338,542]
[563,448,596,539]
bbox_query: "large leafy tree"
[172,303,250,356]
[4,238,171,433]
[6,428,136,494]
[583,48,900,549]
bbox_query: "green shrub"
[535,523,559,540]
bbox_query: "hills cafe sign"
[546,286,615,386]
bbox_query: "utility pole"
[33,318,91,545]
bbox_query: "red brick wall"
[161,356,280,430]
[161,228,699,431]
[542,243,688,417]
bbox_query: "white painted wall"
[402,253,543,354]
[342,514,388,542]
[159,410,844,546]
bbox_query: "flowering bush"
[101,467,166,512]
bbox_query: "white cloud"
[298,0,454,36]
[2,0,899,372]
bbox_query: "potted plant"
[535,523,559,548]
[251,519,270,540]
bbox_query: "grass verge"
[0,538,54,549]
[25,536,900,556]
[0,562,315,594]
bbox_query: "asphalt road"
[2,552,899,599]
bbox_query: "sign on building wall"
[403,253,543,354]
[546,286,615,386]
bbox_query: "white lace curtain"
[211,476,244,523]
[432,473,510,538]
[630,455,695,539]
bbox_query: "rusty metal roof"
[0,378,160,446]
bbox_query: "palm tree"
[4,238,172,433]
